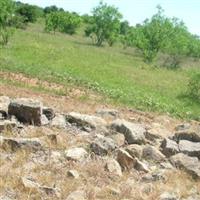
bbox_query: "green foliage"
[0,0,15,45]
[120,20,130,35]
[45,11,81,35]
[44,5,64,15]
[15,3,39,23]
[187,73,200,101]
[85,1,122,46]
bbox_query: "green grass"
[0,22,200,119]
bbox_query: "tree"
[45,11,81,35]
[15,3,38,23]
[85,1,122,46]
[131,6,175,62]
[44,5,64,15]
[0,0,15,45]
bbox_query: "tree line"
[1,0,200,67]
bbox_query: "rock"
[109,133,125,146]
[117,149,136,170]
[51,114,66,128]
[21,177,39,189]
[65,147,88,162]
[174,128,200,142]
[142,170,166,182]
[179,140,200,158]
[111,119,146,144]
[42,107,55,120]
[66,190,86,200]
[96,109,119,118]
[0,120,17,132]
[160,192,177,200]
[125,144,143,159]
[105,158,122,176]
[175,123,191,131]
[66,112,106,132]
[0,136,43,152]
[142,145,166,162]
[90,137,117,155]
[41,114,49,126]
[170,153,200,178]
[8,98,42,126]
[160,138,179,157]
[67,170,79,179]
[134,158,149,172]
[39,186,60,197]
[0,96,10,119]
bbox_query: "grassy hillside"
[0,22,200,119]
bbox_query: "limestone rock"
[179,140,200,158]
[51,114,66,128]
[105,158,122,176]
[174,128,200,142]
[142,145,166,162]
[90,137,117,155]
[109,133,125,146]
[67,170,79,179]
[8,98,42,126]
[125,144,143,159]
[170,153,200,178]
[66,112,106,132]
[111,119,146,144]
[161,138,179,157]
[117,149,136,170]
[65,147,88,162]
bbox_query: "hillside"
[0,21,200,120]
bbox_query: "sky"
[18,0,200,36]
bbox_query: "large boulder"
[179,140,200,158]
[8,98,42,126]
[170,153,200,179]
[110,119,146,144]
[90,137,117,155]
[66,112,107,132]
[51,114,66,128]
[160,138,179,157]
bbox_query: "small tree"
[45,11,81,35]
[187,73,200,101]
[0,0,15,45]
[15,3,38,23]
[85,1,122,46]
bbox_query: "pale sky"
[18,0,200,35]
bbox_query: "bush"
[187,73,200,101]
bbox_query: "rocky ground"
[0,91,200,200]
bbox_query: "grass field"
[0,22,200,119]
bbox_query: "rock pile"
[0,96,200,199]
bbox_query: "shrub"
[187,73,200,101]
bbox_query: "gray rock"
[134,157,149,172]
[105,158,122,176]
[161,138,179,157]
[67,170,79,179]
[42,107,55,120]
[41,114,49,126]
[179,140,200,158]
[170,153,200,178]
[65,147,88,162]
[111,119,146,144]
[66,112,106,132]
[0,96,10,119]
[142,145,166,162]
[109,133,125,146]
[96,109,119,118]
[174,129,200,142]
[51,114,66,128]
[125,144,143,159]
[0,136,43,152]
[160,192,178,200]
[175,123,191,131]
[8,98,42,126]
[90,137,117,155]
[117,149,136,170]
